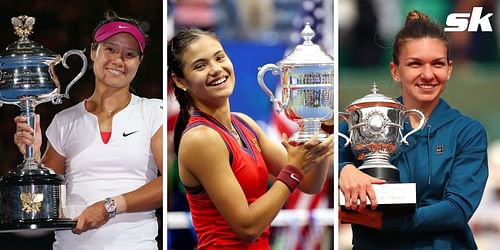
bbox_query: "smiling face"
[390,38,453,110]
[172,34,235,109]
[91,32,142,90]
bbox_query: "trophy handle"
[338,111,351,146]
[52,49,87,104]
[401,109,425,145]
[257,63,283,112]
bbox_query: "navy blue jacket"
[339,98,488,249]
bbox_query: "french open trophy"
[0,15,87,231]
[339,83,424,210]
[257,23,334,144]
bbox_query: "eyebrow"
[189,49,225,67]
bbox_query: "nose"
[208,62,223,76]
[420,64,434,81]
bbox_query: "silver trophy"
[0,15,87,232]
[338,83,423,210]
[257,23,334,144]
[339,83,425,183]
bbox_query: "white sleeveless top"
[46,95,162,250]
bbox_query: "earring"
[182,88,187,91]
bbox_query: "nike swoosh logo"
[290,173,300,182]
[118,25,129,29]
[122,131,138,137]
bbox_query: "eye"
[433,61,446,68]
[193,63,206,70]
[124,51,140,59]
[407,61,421,68]
[216,54,226,62]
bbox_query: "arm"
[236,113,333,194]
[179,125,330,242]
[382,121,488,232]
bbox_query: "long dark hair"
[167,28,219,156]
[392,10,450,65]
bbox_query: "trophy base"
[289,130,330,144]
[0,218,76,233]
[339,183,416,212]
[360,167,400,183]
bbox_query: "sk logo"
[445,7,493,32]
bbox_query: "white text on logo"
[444,7,493,32]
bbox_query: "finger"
[303,134,319,149]
[366,185,378,209]
[370,176,386,185]
[35,114,41,133]
[357,190,368,210]
[72,217,85,235]
[342,190,352,210]
[14,116,27,123]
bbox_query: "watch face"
[105,198,116,212]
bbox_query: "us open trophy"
[339,83,424,210]
[257,23,333,144]
[0,15,87,231]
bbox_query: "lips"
[207,76,228,87]
[107,67,125,76]
[416,83,437,91]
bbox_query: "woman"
[14,11,162,249]
[339,10,488,249]
[167,28,333,249]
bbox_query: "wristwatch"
[104,197,117,218]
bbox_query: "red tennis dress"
[184,110,270,249]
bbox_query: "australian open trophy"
[339,83,424,210]
[257,23,334,144]
[0,15,87,232]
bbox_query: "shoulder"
[131,95,163,110]
[51,102,84,124]
[232,112,261,132]
[179,125,229,164]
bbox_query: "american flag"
[270,0,334,249]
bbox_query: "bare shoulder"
[178,125,229,168]
[232,112,262,133]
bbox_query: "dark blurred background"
[0,0,162,249]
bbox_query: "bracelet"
[276,164,304,192]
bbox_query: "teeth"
[108,68,123,75]
[418,84,435,89]
[210,77,226,86]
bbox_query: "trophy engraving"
[0,15,87,232]
[21,193,44,214]
[257,23,334,143]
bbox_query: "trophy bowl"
[0,15,87,232]
[257,23,334,144]
[339,83,424,183]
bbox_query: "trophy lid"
[278,23,334,66]
[346,83,403,111]
[0,15,59,62]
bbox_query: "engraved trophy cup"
[339,83,424,209]
[0,15,87,231]
[257,23,334,144]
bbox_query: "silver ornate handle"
[257,63,283,112]
[52,49,87,104]
[401,109,425,145]
[338,111,351,146]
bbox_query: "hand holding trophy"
[0,15,87,232]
